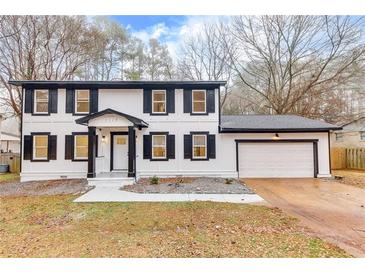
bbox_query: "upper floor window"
[33,135,48,160]
[74,135,88,160]
[360,131,365,141]
[152,135,166,159]
[152,90,166,114]
[75,90,89,114]
[335,133,343,142]
[192,90,206,113]
[192,134,207,159]
[34,89,49,114]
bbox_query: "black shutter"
[207,134,216,159]
[167,134,175,159]
[184,134,192,159]
[23,135,32,160]
[143,89,152,113]
[24,89,34,113]
[183,89,192,113]
[66,89,74,113]
[49,135,57,160]
[90,89,98,113]
[166,89,175,113]
[49,89,58,113]
[65,135,74,160]
[95,135,99,157]
[207,89,215,113]
[143,135,151,159]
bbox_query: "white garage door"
[238,142,314,178]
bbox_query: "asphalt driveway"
[244,178,365,257]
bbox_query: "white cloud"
[133,22,170,44]
[130,16,230,59]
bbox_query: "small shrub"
[225,178,234,184]
[150,176,159,185]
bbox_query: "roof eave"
[8,80,227,89]
[219,127,341,133]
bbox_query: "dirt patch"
[0,179,92,197]
[123,177,255,194]
[331,169,365,189]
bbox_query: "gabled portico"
[75,108,148,179]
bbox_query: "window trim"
[151,89,167,115]
[74,89,90,114]
[335,132,344,142]
[74,134,88,160]
[192,89,207,114]
[192,134,207,160]
[151,134,167,160]
[33,89,49,115]
[31,132,50,162]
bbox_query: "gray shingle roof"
[220,115,341,132]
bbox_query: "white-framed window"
[152,90,166,114]
[192,134,207,159]
[335,133,343,142]
[152,135,166,159]
[34,89,49,114]
[360,131,365,141]
[192,90,206,113]
[74,135,88,160]
[33,135,48,160]
[75,89,90,114]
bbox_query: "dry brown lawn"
[332,169,365,189]
[0,195,349,258]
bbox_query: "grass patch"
[0,195,349,258]
[0,173,19,184]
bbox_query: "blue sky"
[108,15,220,56]
[110,16,187,31]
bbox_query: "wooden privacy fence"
[331,147,365,170]
[0,153,20,173]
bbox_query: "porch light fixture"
[272,133,280,140]
[101,135,107,143]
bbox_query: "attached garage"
[236,140,318,178]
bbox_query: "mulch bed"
[122,177,255,194]
[0,179,92,197]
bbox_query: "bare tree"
[221,16,365,122]
[178,22,233,107]
[0,15,97,117]
[145,38,175,80]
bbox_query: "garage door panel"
[238,143,314,178]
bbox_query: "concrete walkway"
[74,186,264,204]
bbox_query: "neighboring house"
[9,80,340,183]
[0,116,21,153]
[331,117,365,148]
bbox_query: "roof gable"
[75,108,148,129]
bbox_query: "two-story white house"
[9,80,340,183]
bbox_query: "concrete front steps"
[87,176,135,187]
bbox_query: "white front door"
[113,135,128,170]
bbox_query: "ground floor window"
[192,134,207,159]
[74,135,88,160]
[33,135,48,160]
[152,135,166,159]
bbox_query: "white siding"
[21,87,331,181]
